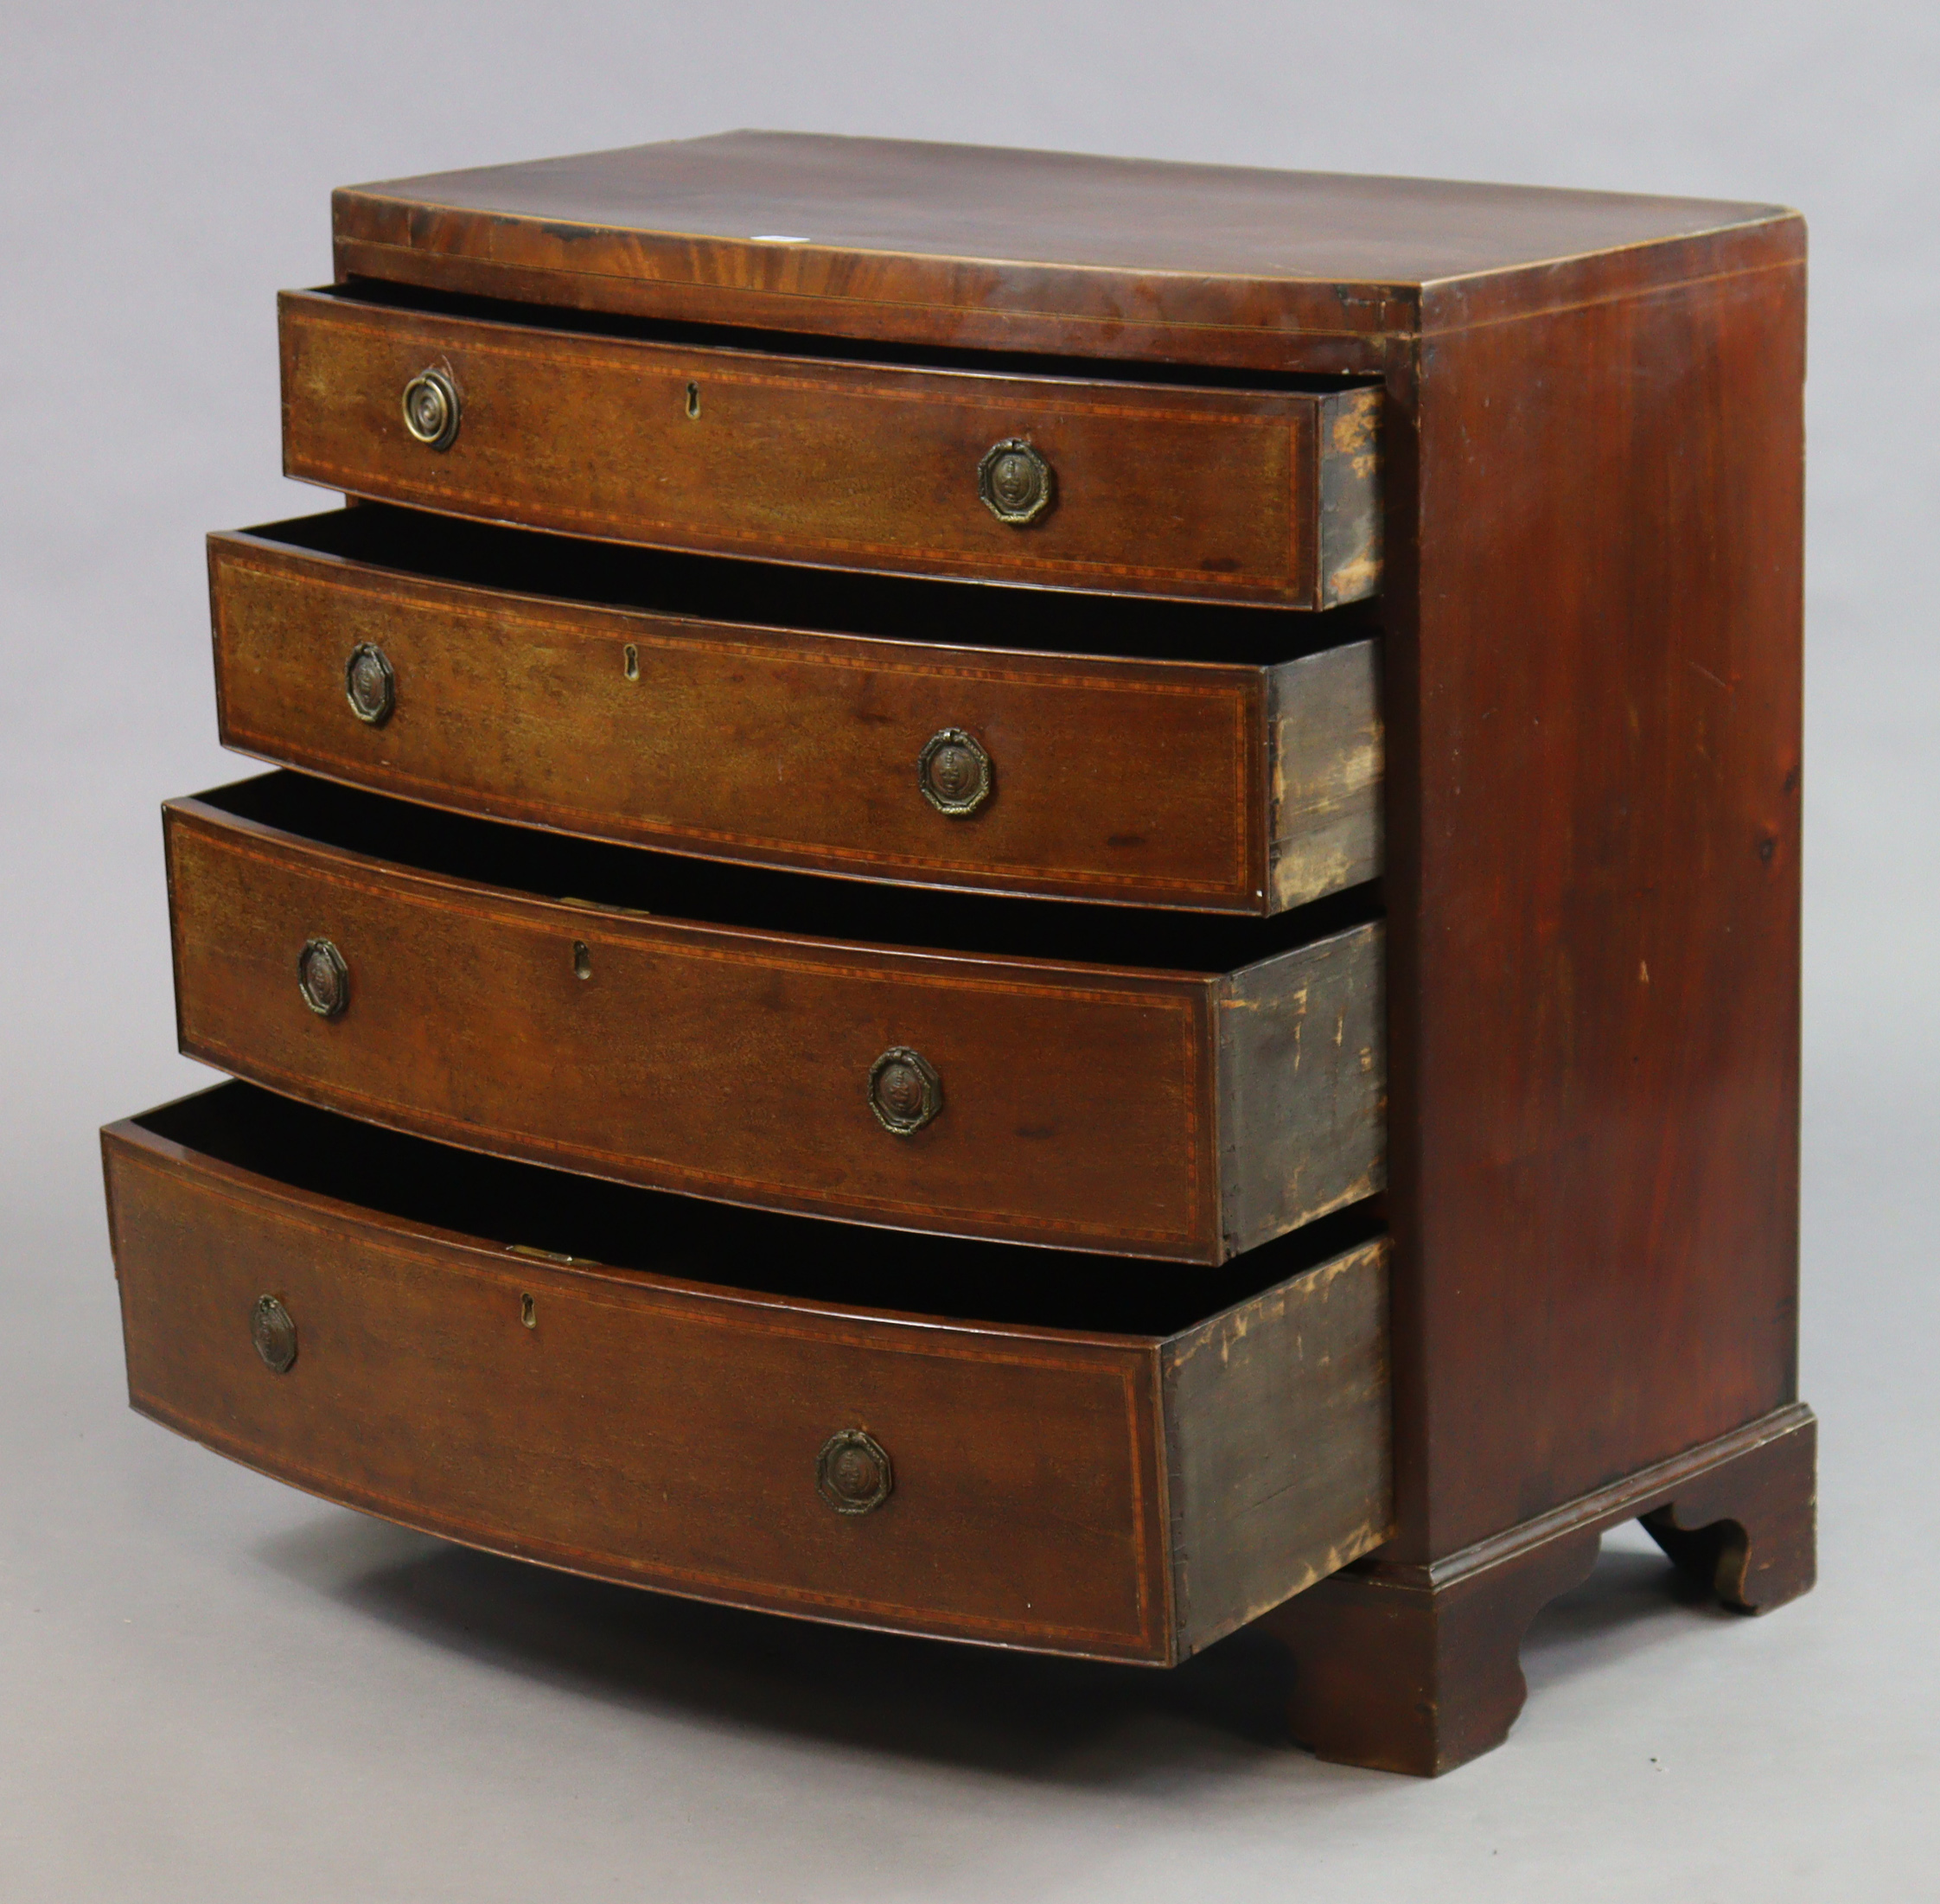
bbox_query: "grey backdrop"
[4,3,1935,1897]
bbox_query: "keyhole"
[572,941,591,980]
[685,381,700,419]
[520,1293,537,1329]
[622,643,639,681]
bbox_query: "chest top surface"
[333,131,1797,361]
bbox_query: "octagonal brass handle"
[868,1046,941,1135]
[917,728,992,816]
[978,438,1053,525]
[817,1428,893,1515]
[401,367,460,450]
[252,1294,297,1374]
[344,642,395,725]
[297,937,350,1019]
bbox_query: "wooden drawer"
[278,288,1382,609]
[105,1083,1392,1664]
[166,774,1385,1264]
[211,508,1382,914]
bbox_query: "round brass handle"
[868,1046,941,1135]
[917,728,992,817]
[978,438,1053,525]
[297,937,350,1019]
[344,642,395,725]
[400,367,461,450]
[251,1294,298,1374]
[817,1428,893,1515]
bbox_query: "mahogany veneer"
[106,1083,1391,1665]
[280,285,1382,607]
[209,508,1382,912]
[106,131,1816,1778]
[164,772,1383,1262]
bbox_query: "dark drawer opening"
[135,1082,1384,1332]
[331,277,1381,398]
[245,507,1376,668]
[197,770,1382,971]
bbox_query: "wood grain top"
[333,131,1801,366]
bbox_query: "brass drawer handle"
[297,937,350,1019]
[344,642,395,725]
[251,1294,297,1374]
[917,728,992,816]
[978,438,1053,525]
[817,1428,893,1515]
[868,1046,941,1135]
[401,367,461,449]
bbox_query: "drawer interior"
[246,506,1375,667]
[134,1082,1383,1331]
[334,276,1374,397]
[199,770,1382,972]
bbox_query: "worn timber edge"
[1316,388,1383,608]
[1162,1237,1393,1656]
[1266,638,1382,910]
[1217,921,1387,1255]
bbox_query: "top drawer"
[279,290,1382,608]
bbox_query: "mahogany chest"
[104,132,1816,1774]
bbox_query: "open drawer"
[279,284,1382,609]
[210,507,1382,914]
[165,773,1385,1264]
[105,1083,1392,1664]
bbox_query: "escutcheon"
[297,937,350,1019]
[868,1046,942,1135]
[251,1294,298,1374]
[400,367,461,450]
[344,642,395,725]
[916,727,992,816]
[977,438,1054,525]
[816,1428,893,1515]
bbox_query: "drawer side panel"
[1163,1238,1392,1655]
[1217,923,1388,1254]
[1266,639,1383,910]
[1317,387,1384,608]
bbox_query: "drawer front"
[278,292,1382,609]
[210,526,1377,912]
[166,798,1224,1258]
[104,1119,1173,1660]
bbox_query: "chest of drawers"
[105,131,1816,1776]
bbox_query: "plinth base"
[1257,1404,1816,1775]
